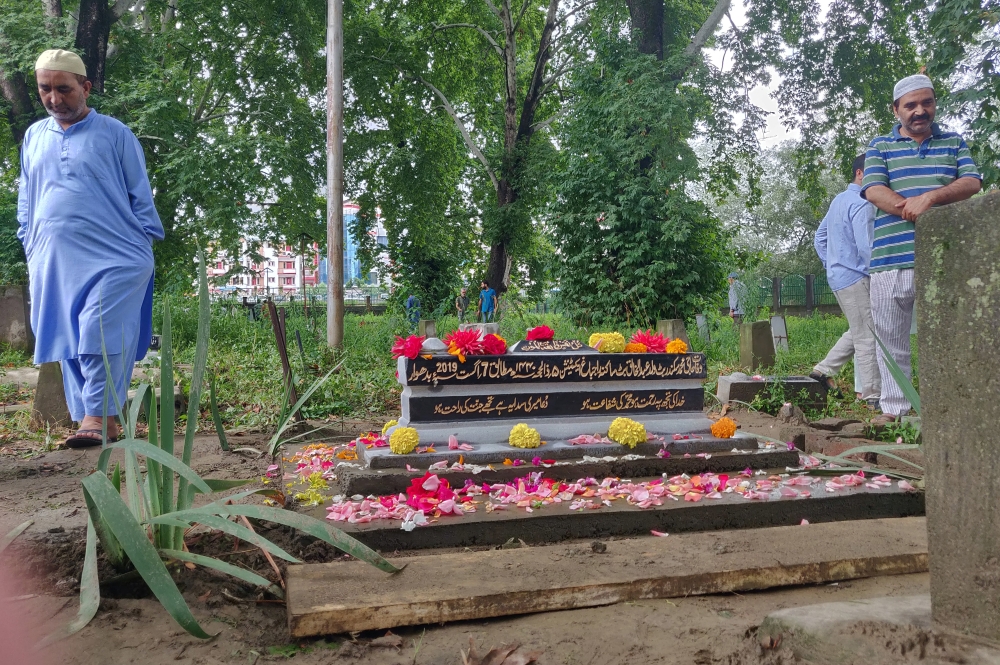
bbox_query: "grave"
[417,319,436,338]
[695,313,711,343]
[716,372,826,408]
[739,320,776,370]
[917,192,1000,639]
[770,315,789,352]
[367,341,756,467]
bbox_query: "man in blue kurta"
[17,49,163,446]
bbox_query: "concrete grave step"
[308,476,924,551]
[360,430,759,468]
[337,447,799,497]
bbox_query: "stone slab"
[716,374,826,407]
[309,483,925,551]
[417,319,436,338]
[338,448,798,496]
[759,595,1000,665]
[407,386,704,422]
[810,417,862,432]
[770,315,789,352]
[362,430,759,468]
[739,320,776,370]
[287,517,929,637]
[917,192,1000,640]
[399,352,707,386]
[458,323,498,335]
[0,367,39,388]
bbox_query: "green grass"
[0,343,32,369]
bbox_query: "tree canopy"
[1,0,996,315]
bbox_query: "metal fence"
[734,273,842,315]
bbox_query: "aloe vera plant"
[48,251,401,643]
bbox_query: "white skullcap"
[893,74,934,102]
[34,49,87,76]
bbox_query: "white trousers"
[813,277,881,400]
[870,268,915,416]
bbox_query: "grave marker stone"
[418,319,436,338]
[770,315,789,352]
[0,284,33,352]
[917,192,1000,640]
[31,362,71,428]
[695,313,710,343]
[656,319,690,345]
[739,320,775,371]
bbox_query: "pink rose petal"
[650,530,669,537]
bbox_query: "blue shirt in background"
[480,288,496,312]
[813,183,875,292]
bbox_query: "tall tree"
[346,0,589,296]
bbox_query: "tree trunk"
[0,70,36,145]
[624,0,664,59]
[42,0,63,18]
[75,0,112,92]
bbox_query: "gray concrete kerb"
[760,595,1000,665]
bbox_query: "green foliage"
[552,29,730,326]
[927,0,1000,186]
[0,166,27,285]
[50,262,400,642]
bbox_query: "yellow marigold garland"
[389,426,420,454]
[588,332,626,353]
[666,338,688,354]
[710,417,737,439]
[608,417,647,448]
[623,342,647,353]
[508,423,542,449]
[381,419,398,435]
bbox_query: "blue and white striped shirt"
[861,123,981,272]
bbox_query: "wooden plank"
[287,516,928,637]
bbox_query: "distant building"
[204,202,391,295]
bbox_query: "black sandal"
[64,429,120,448]
[808,371,843,398]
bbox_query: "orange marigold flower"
[666,338,688,354]
[710,417,737,439]
[623,342,647,353]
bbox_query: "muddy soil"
[0,411,951,665]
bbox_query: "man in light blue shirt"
[18,50,163,446]
[809,155,880,405]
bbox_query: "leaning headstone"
[917,192,1000,640]
[0,284,34,352]
[739,320,775,371]
[656,319,690,345]
[695,314,710,343]
[417,319,436,338]
[770,315,789,352]
[31,362,72,428]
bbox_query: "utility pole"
[326,0,345,348]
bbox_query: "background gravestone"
[695,314,710,343]
[917,192,1000,640]
[770,315,789,352]
[739,320,775,371]
[417,319,436,338]
[31,362,72,428]
[656,319,690,345]
[0,284,34,352]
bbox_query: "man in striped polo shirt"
[861,74,982,422]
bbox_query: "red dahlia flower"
[630,329,668,353]
[443,328,483,362]
[525,325,555,341]
[481,333,507,355]
[391,335,426,360]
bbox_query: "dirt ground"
[0,412,969,665]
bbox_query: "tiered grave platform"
[370,344,749,466]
